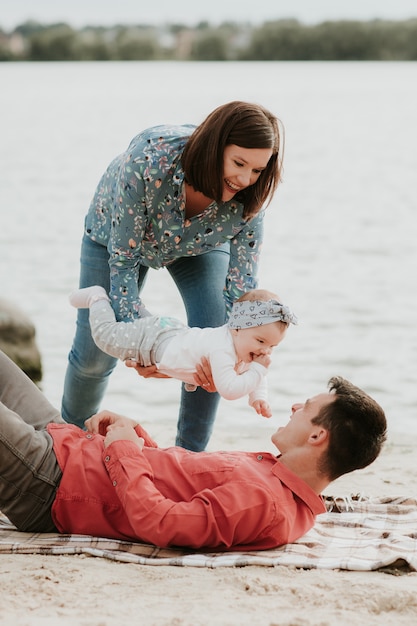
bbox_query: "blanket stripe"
[1,495,416,571]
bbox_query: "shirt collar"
[272,459,326,515]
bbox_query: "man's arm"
[85,411,158,447]
[85,411,138,436]
[102,441,279,550]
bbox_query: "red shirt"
[48,423,325,551]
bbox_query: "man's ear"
[308,427,329,446]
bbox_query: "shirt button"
[86,434,92,439]
[105,455,110,462]
[113,480,117,486]
[257,454,263,461]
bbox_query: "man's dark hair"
[181,101,284,219]
[312,376,387,481]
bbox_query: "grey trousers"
[0,350,64,531]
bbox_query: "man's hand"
[104,425,144,450]
[252,399,272,418]
[85,410,138,436]
[194,356,216,393]
[125,359,171,379]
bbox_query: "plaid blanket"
[1,495,416,571]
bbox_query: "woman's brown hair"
[181,101,284,219]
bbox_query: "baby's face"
[231,322,287,363]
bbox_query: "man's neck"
[278,453,330,494]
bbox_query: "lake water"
[1,61,416,447]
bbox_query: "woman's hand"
[125,357,217,392]
[194,356,216,393]
[85,410,138,436]
[125,359,171,379]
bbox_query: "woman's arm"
[223,211,265,313]
[107,155,148,321]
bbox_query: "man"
[0,349,386,551]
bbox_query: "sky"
[2,0,417,30]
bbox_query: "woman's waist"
[84,232,230,270]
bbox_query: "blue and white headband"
[228,299,298,329]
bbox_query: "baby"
[69,287,297,417]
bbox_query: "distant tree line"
[1,18,417,62]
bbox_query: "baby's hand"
[252,400,272,418]
[252,353,272,368]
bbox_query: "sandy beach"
[2,57,417,625]
[1,430,416,626]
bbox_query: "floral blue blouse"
[84,125,265,321]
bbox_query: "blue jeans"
[62,235,229,451]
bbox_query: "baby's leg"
[88,301,159,364]
[69,285,109,308]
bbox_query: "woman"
[62,100,284,451]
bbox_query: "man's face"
[271,392,335,454]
